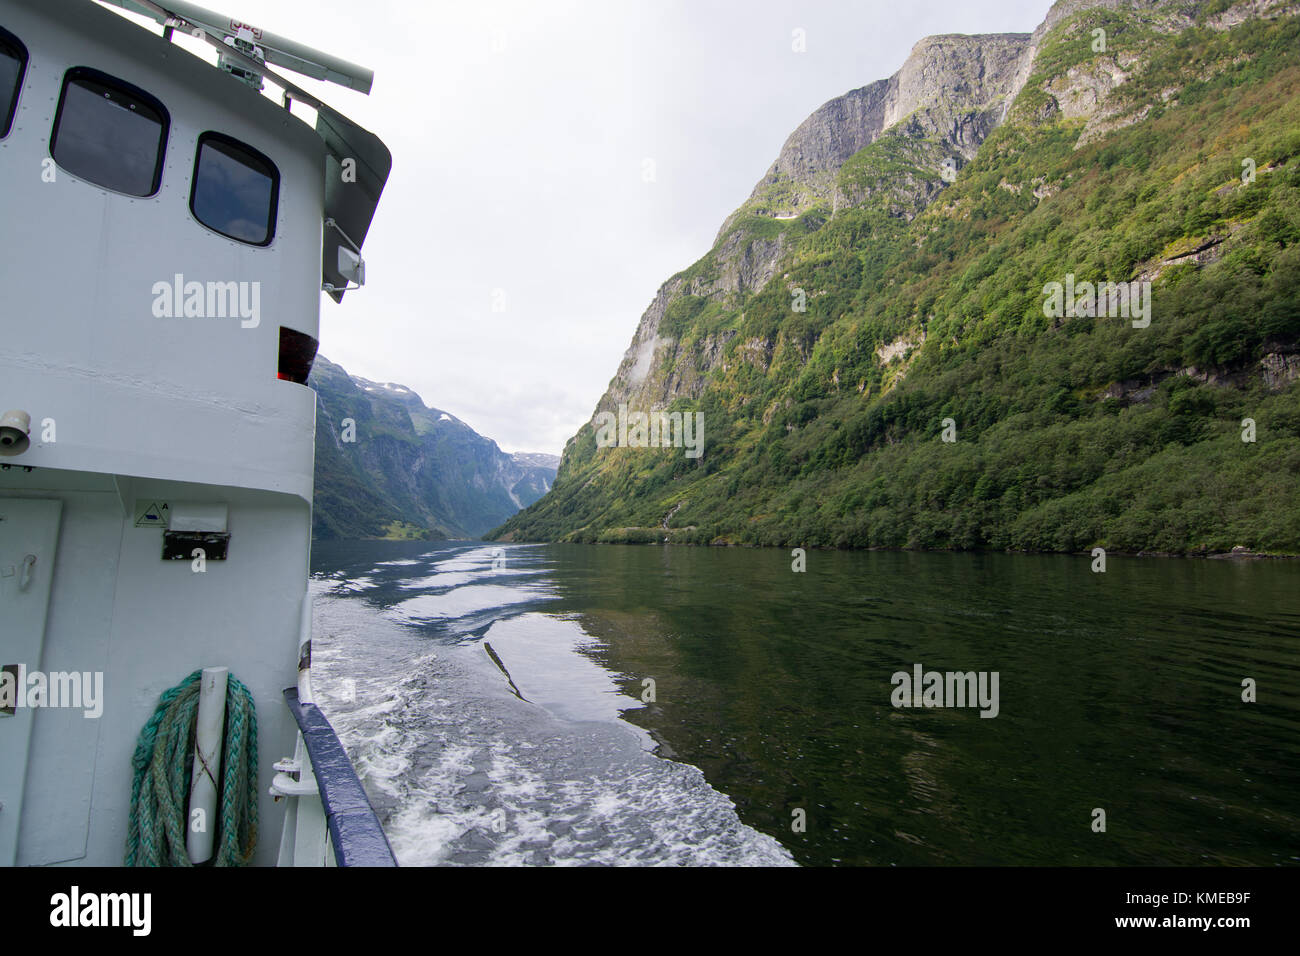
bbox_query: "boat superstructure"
[0,0,393,865]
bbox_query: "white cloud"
[127,0,1054,453]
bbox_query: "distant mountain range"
[310,356,558,540]
[495,0,1300,555]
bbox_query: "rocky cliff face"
[310,356,557,539]
[737,31,1031,221]
[582,0,1295,439]
[596,30,1035,426]
[497,0,1300,555]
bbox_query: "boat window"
[191,132,279,246]
[278,327,318,385]
[0,28,27,138]
[50,67,168,196]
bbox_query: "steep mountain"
[495,0,1300,554]
[310,356,557,540]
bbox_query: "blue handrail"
[282,687,399,867]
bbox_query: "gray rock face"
[720,32,1031,234]
[1261,351,1300,390]
[310,356,558,539]
[586,0,1289,435]
[598,28,1037,421]
[885,33,1032,141]
[742,76,893,214]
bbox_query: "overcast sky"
[120,0,1056,455]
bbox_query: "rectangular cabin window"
[190,132,279,246]
[278,327,318,385]
[50,68,168,196]
[0,28,27,138]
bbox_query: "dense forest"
[495,2,1300,554]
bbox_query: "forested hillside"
[495,0,1300,554]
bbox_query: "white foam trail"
[310,547,796,867]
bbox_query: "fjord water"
[310,541,1300,866]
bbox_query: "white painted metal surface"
[271,732,328,867]
[186,666,228,864]
[0,499,63,866]
[0,0,390,866]
[96,0,375,93]
[1,0,323,502]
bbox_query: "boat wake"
[309,545,794,866]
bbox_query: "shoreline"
[486,534,1300,560]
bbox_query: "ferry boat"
[0,0,395,866]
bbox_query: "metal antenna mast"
[94,0,375,108]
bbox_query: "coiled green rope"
[125,670,259,866]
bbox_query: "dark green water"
[313,540,1300,866]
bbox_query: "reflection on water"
[310,542,793,866]
[311,540,1300,866]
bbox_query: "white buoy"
[187,666,228,864]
